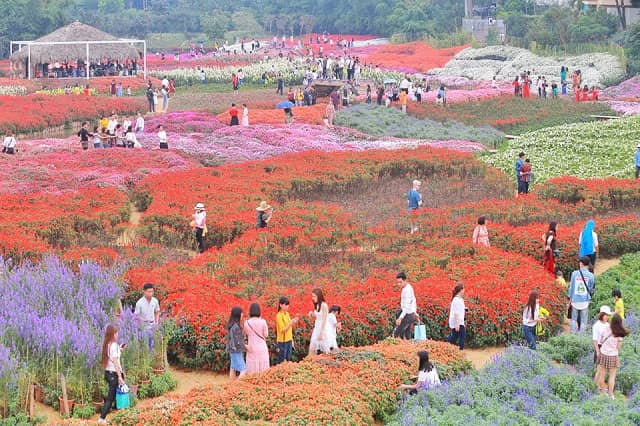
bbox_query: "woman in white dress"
[308,288,329,356]
[241,104,249,126]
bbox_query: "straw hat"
[194,202,205,211]
[256,201,272,211]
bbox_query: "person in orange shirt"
[399,90,408,113]
[582,85,589,102]
[522,77,530,98]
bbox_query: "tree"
[200,13,229,40]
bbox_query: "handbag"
[115,383,130,409]
[414,321,427,341]
[246,319,280,355]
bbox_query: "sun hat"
[256,201,272,211]
[194,202,205,211]
[599,305,612,316]
[412,179,421,186]
[637,144,640,148]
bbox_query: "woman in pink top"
[472,216,490,247]
[244,302,270,374]
[596,313,629,398]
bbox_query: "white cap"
[599,305,612,315]
[413,180,421,186]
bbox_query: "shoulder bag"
[247,319,280,356]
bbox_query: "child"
[555,270,567,289]
[399,351,441,394]
[551,82,558,99]
[92,126,102,149]
[612,289,625,319]
[326,305,341,353]
[157,125,168,149]
[275,297,298,364]
[225,306,246,379]
[127,86,132,96]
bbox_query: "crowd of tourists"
[511,67,598,101]
[75,112,145,150]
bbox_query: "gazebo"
[10,21,146,80]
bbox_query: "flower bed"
[607,101,640,116]
[357,41,467,73]
[409,96,617,134]
[110,339,471,425]
[484,116,640,180]
[0,139,195,195]
[0,94,146,134]
[390,346,640,425]
[0,188,130,263]
[334,104,503,145]
[123,149,578,370]
[537,176,640,211]
[429,46,624,87]
[601,76,640,101]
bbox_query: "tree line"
[1,0,638,68]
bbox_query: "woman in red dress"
[522,77,530,98]
[543,221,558,274]
[582,85,589,102]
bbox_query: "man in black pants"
[393,272,417,339]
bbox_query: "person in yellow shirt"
[275,297,298,364]
[99,116,108,132]
[612,289,625,319]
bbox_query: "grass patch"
[410,97,617,135]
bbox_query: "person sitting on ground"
[125,126,141,148]
[2,131,17,154]
[399,351,441,394]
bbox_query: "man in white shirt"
[135,283,160,352]
[394,272,417,339]
[2,131,17,154]
[161,76,169,89]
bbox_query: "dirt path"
[116,205,141,246]
[463,346,506,369]
[595,257,620,276]
[168,367,230,395]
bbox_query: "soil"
[463,346,506,370]
[115,205,141,246]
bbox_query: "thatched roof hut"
[11,21,140,64]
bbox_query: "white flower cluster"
[0,85,27,96]
[429,46,625,87]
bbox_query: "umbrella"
[276,101,294,109]
[383,78,397,85]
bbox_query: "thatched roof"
[11,21,141,64]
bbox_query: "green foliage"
[539,334,593,365]
[589,252,640,318]
[625,22,640,74]
[138,372,177,398]
[335,104,504,145]
[548,372,596,402]
[73,403,96,419]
